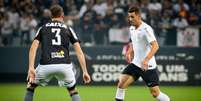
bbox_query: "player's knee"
[151,90,160,98]
[67,84,76,93]
[27,83,38,91]
[67,85,79,96]
[117,81,126,89]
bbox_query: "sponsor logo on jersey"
[51,50,65,58]
[46,22,67,28]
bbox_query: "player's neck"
[52,17,63,22]
[135,20,142,29]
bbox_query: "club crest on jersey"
[51,50,65,58]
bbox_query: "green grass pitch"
[0,83,201,101]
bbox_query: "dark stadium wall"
[0,46,201,85]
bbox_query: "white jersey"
[129,22,157,69]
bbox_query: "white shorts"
[34,64,76,87]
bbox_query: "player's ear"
[61,12,64,19]
[61,15,64,19]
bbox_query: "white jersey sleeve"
[144,26,156,43]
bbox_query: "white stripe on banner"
[69,27,78,40]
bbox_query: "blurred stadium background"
[0,0,201,101]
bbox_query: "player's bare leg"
[24,83,38,101]
[67,85,81,101]
[115,74,134,101]
[149,86,170,101]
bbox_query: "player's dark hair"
[50,4,63,18]
[128,6,140,15]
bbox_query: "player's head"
[50,4,64,20]
[128,6,141,26]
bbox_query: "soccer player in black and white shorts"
[24,5,91,101]
[115,6,170,101]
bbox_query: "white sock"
[115,88,125,100]
[156,92,170,101]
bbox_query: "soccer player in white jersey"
[24,5,91,101]
[115,6,170,101]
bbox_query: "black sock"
[24,88,34,101]
[115,98,123,101]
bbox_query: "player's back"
[35,20,79,65]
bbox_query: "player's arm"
[73,42,87,73]
[27,27,41,83]
[145,40,159,61]
[142,40,159,70]
[28,39,40,83]
[68,26,91,83]
[73,42,91,83]
[142,27,159,70]
[125,42,134,63]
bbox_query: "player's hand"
[141,59,148,71]
[27,68,35,84]
[83,72,91,84]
